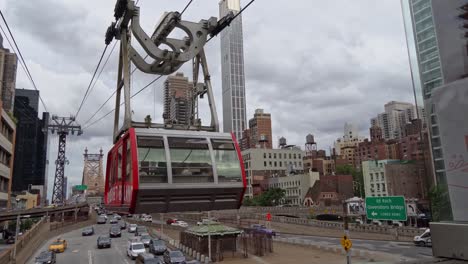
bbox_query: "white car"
[128,224,137,233]
[99,214,108,220]
[127,242,146,260]
[414,228,431,247]
[172,220,188,227]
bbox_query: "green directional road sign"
[74,185,88,191]
[365,196,407,221]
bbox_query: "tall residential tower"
[219,0,247,140]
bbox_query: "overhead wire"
[206,0,256,43]
[85,41,118,104]
[0,10,49,113]
[83,75,163,130]
[74,44,109,120]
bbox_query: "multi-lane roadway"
[277,233,433,262]
[27,220,163,264]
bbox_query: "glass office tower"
[219,0,247,141]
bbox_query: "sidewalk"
[221,242,396,264]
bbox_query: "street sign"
[365,196,407,221]
[74,185,88,191]
[406,201,417,217]
[340,235,352,251]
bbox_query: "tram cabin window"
[168,137,214,183]
[211,139,242,183]
[138,136,167,183]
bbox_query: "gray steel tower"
[219,0,247,140]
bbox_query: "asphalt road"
[278,233,434,261]
[27,221,151,264]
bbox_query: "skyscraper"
[219,0,247,140]
[0,46,18,112]
[402,0,468,222]
[162,72,192,125]
[12,89,49,202]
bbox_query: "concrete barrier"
[189,248,192,256]
[196,252,200,260]
[192,250,197,258]
[200,254,205,262]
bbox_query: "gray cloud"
[2,0,416,200]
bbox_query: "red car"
[166,218,177,225]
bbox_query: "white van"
[413,228,431,247]
[127,241,146,260]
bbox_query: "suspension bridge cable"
[0,10,49,112]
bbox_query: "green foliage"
[242,188,286,206]
[428,185,453,222]
[336,165,365,198]
[20,219,33,231]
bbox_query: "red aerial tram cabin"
[104,128,246,213]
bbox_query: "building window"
[370,173,373,181]
[264,153,266,158]
[382,184,386,192]
[274,153,276,159]
[289,154,292,159]
[269,161,272,167]
[274,161,277,167]
[280,161,282,167]
[381,172,384,181]
[269,153,272,159]
[264,161,267,167]
[293,154,296,159]
[279,153,282,159]
[298,154,301,159]
[299,162,302,166]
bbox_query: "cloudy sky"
[0,0,415,200]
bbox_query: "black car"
[5,236,15,244]
[149,239,167,255]
[97,236,112,249]
[97,216,107,224]
[119,221,127,230]
[35,251,56,264]
[163,250,186,264]
[109,226,122,237]
[82,227,95,236]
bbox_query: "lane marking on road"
[88,250,93,264]
[250,255,271,264]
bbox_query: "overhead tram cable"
[83,75,163,130]
[74,44,109,120]
[206,0,256,43]
[0,10,49,113]
[84,0,196,128]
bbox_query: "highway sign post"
[366,196,407,221]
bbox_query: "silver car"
[139,234,152,247]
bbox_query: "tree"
[242,188,286,207]
[428,185,452,222]
[336,165,365,197]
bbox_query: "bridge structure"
[0,203,89,222]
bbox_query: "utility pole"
[47,115,82,205]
